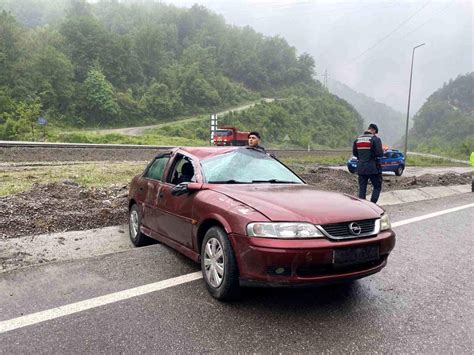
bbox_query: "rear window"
[144,156,170,181]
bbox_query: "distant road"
[93,98,275,136]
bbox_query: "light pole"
[404,43,425,158]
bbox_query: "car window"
[168,155,195,185]
[144,156,170,181]
[201,148,303,184]
[383,152,391,159]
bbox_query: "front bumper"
[229,230,395,286]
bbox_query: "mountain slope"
[328,80,405,146]
[408,72,474,157]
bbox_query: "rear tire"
[348,167,356,174]
[201,226,241,301]
[395,166,404,176]
[129,204,152,247]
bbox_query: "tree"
[142,82,182,119]
[15,98,42,140]
[81,67,119,125]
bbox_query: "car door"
[381,152,393,172]
[156,155,196,248]
[141,154,171,235]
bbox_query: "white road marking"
[0,271,203,334]
[1,203,473,334]
[391,203,474,228]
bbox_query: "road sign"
[37,117,48,125]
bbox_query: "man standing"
[353,123,384,203]
[247,131,266,152]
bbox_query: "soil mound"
[1,168,472,239]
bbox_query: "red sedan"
[128,147,395,300]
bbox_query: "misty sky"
[165,0,473,115]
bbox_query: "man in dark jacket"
[353,123,384,203]
[248,131,266,152]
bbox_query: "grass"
[0,162,147,197]
[406,155,468,166]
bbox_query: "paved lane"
[1,194,473,353]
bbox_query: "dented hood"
[207,184,382,225]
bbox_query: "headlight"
[247,222,324,239]
[380,214,391,231]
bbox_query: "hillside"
[328,80,405,146]
[0,0,362,148]
[408,72,474,157]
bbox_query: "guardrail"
[0,141,350,153]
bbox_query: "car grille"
[320,219,378,240]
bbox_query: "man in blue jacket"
[353,123,384,203]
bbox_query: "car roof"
[177,146,240,160]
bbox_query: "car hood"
[207,184,383,224]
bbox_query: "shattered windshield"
[201,148,304,184]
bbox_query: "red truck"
[212,126,249,146]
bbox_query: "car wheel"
[201,226,241,301]
[348,167,355,174]
[129,204,152,247]
[395,166,404,176]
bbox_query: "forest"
[408,72,474,157]
[0,0,363,148]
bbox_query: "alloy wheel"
[204,237,225,288]
[129,209,139,240]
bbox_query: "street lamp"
[404,43,425,158]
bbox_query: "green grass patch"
[0,162,147,197]
[406,155,468,166]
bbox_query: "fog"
[165,0,473,114]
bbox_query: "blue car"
[347,149,406,176]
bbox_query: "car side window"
[383,152,391,159]
[168,155,195,185]
[144,156,170,181]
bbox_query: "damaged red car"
[128,147,396,300]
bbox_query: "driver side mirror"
[171,182,203,196]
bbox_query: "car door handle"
[158,191,164,198]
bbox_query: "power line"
[352,1,432,62]
[398,0,455,40]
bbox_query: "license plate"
[333,245,379,266]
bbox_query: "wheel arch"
[196,214,234,255]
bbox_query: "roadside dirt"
[1,167,472,240]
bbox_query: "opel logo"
[349,222,362,236]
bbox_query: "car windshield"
[201,148,304,184]
[214,130,233,137]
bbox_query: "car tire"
[395,166,404,176]
[201,226,241,301]
[129,204,152,247]
[348,167,355,174]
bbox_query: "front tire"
[201,226,241,301]
[129,204,152,247]
[395,166,404,176]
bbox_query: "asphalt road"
[1,194,473,353]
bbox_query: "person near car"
[353,123,384,203]
[247,131,266,152]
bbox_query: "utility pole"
[404,43,425,158]
[210,113,217,146]
[323,69,329,88]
